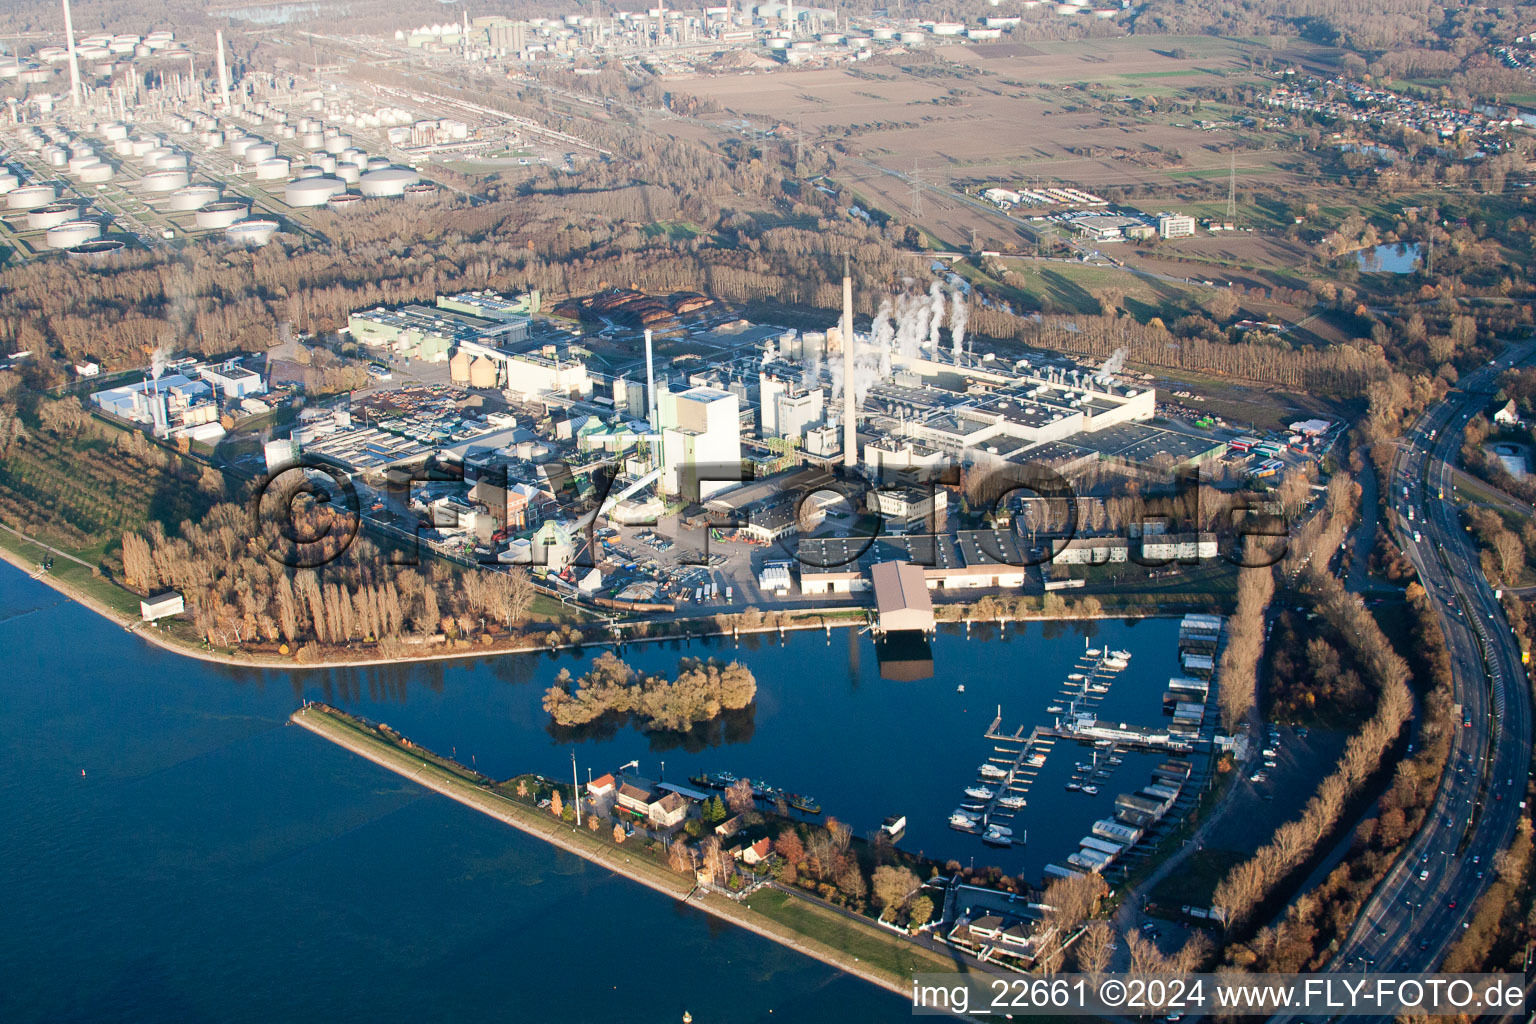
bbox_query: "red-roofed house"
[740,837,773,866]
[588,773,615,798]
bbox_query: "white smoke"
[949,286,968,365]
[927,281,945,354]
[1094,347,1127,384]
[150,345,169,382]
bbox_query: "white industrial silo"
[326,192,364,211]
[284,176,345,206]
[225,218,279,247]
[167,185,220,211]
[9,184,57,209]
[255,157,290,180]
[141,169,190,192]
[77,163,113,183]
[195,200,249,228]
[244,142,277,164]
[335,163,360,184]
[45,219,102,249]
[28,202,80,229]
[358,167,419,197]
[0,172,20,194]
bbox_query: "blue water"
[1355,243,1423,274]
[0,561,1190,1020]
[0,566,904,1023]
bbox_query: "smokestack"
[841,255,856,468]
[215,30,231,108]
[644,328,658,431]
[60,0,81,109]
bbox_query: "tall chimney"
[644,328,658,431]
[60,0,81,109]
[841,255,856,468]
[215,29,231,108]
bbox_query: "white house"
[140,590,184,622]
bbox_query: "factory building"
[1157,213,1196,239]
[758,370,826,439]
[659,385,742,500]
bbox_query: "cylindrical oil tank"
[28,203,80,229]
[339,147,366,165]
[167,185,220,211]
[292,165,324,179]
[335,163,360,184]
[46,220,102,249]
[42,145,67,167]
[75,45,108,62]
[67,238,125,259]
[113,139,135,156]
[469,357,497,388]
[129,137,155,157]
[403,182,438,200]
[101,121,128,141]
[195,201,248,229]
[8,184,57,209]
[141,147,173,168]
[255,157,290,180]
[326,193,364,211]
[78,164,113,184]
[299,131,325,150]
[323,133,351,154]
[155,153,188,171]
[229,136,257,160]
[284,176,345,207]
[69,151,100,172]
[365,156,390,171]
[277,124,295,139]
[317,155,337,174]
[225,218,279,247]
[141,169,190,192]
[244,142,277,164]
[0,172,19,194]
[358,167,419,197]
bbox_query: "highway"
[1275,345,1534,1020]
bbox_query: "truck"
[1408,507,1415,522]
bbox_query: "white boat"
[964,785,996,800]
[1110,649,1131,661]
[1065,782,1082,791]
[1026,753,1047,767]
[1085,648,1102,657]
[1046,704,1065,714]
[1067,673,1087,681]
[985,823,1014,837]
[979,764,1008,778]
[1081,785,1099,795]
[882,814,907,837]
[951,807,982,821]
[1102,656,1128,670]
[949,813,981,831]
[981,827,1013,847]
[997,795,1026,809]
[957,684,965,693]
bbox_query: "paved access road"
[1272,345,1534,1023]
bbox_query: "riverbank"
[290,703,961,998]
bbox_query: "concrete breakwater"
[289,704,955,999]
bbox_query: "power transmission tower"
[1225,152,1236,224]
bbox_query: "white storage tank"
[284,176,345,206]
[101,122,129,141]
[130,137,156,157]
[226,218,279,247]
[7,184,57,209]
[113,138,135,156]
[245,142,277,164]
[141,169,190,192]
[323,133,351,154]
[229,136,258,160]
[167,185,221,211]
[403,182,438,200]
[42,145,67,167]
[255,157,290,180]
[155,153,189,171]
[299,131,325,150]
[46,219,102,249]
[78,164,113,184]
[28,203,81,230]
[358,167,419,197]
[335,163,361,184]
[326,193,364,211]
[68,154,101,173]
[195,201,249,228]
[317,155,337,174]
[142,147,173,168]
[292,165,324,179]
[0,172,19,194]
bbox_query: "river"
[0,562,1192,1020]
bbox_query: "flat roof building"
[871,560,934,634]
